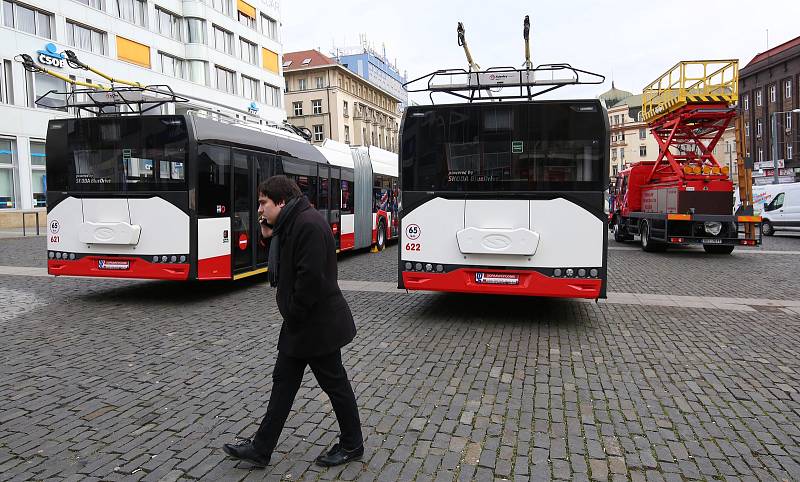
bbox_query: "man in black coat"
[223,175,363,468]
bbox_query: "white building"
[0,0,285,213]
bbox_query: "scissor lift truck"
[609,60,762,253]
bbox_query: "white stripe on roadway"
[608,246,800,255]
[1,265,798,314]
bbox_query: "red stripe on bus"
[197,254,232,280]
[401,268,602,299]
[340,232,355,251]
[48,257,189,280]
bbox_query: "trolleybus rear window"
[401,102,607,191]
[46,116,189,192]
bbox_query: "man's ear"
[277,200,286,208]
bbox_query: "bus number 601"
[405,243,421,251]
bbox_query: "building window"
[758,149,763,162]
[292,101,302,116]
[312,124,323,142]
[213,25,234,55]
[188,60,207,85]
[185,18,205,44]
[76,0,104,9]
[756,90,762,106]
[297,78,306,90]
[209,0,233,17]
[743,95,749,111]
[30,140,45,208]
[0,138,15,209]
[312,99,322,114]
[261,14,277,40]
[639,145,646,157]
[3,1,53,38]
[745,121,750,137]
[29,72,66,110]
[263,83,280,107]
[239,38,257,65]
[620,148,624,161]
[344,125,350,144]
[786,80,793,99]
[214,65,235,94]
[756,120,762,138]
[788,144,793,160]
[343,100,348,117]
[66,21,106,55]
[237,11,255,29]
[0,59,12,104]
[315,76,324,89]
[787,112,793,131]
[769,85,776,103]
[115,0,146,27]
[639,128,646,140]
[156,7,182,41]
[158,52,185,79]
[241,75,258,101]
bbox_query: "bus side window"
[197,145,231,217]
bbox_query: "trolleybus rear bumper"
[48,257,190,280]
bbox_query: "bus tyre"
[762,220,774,236]
[375,220,387,251]
[703,245,735,255]
[640,220,664,253]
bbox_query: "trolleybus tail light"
[553,267,600,278]
[425,263,433,272]
[553,268,562,277]
[415,262,423,271]
[670,237,685,243]
[589,268,598,278]
[404,262,412,270]
[577,268,586,277]
[565,268,574,277]
[435,264,444,272]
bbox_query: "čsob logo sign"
[37,43,65,69]
[247,101,259,115]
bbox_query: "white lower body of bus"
[398,197,607,299]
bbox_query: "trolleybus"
[399,65,609,299]
[44,94,397,281]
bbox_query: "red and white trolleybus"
[44,88,397,281]
[398,64,609,298]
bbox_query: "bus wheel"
[375,220,387,251]
[640,220,665,253]
[703,245,735,254]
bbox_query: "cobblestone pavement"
[1,236,799,481]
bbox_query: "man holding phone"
[223,175,364,468]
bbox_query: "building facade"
[333,44,407,112]
[283,49,401,152]
[0,0,285,212]
[600,85,738,185]
[739,35,800,185]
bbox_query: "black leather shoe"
[222,438,270,467]
[315,443,364,467]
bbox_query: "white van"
[761,183,800,235]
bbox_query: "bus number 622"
[405,243,421,251]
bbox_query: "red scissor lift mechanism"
[645,102,735,186]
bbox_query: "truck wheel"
[640,220,665,252]
[612,219,629,243]
[375,220,387,251]
[703,245,735,254]
[762,220,774,236]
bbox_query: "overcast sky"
[281,0,800,104]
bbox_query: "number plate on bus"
[701,238,723,244]
[475,273,519,285]
[98,259,130,270]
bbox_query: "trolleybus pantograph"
[27,51,398,281]
[397,17,609,299]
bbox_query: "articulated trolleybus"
[399,25,609,298]
[44,87,398,281]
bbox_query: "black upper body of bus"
[399,99,610,210]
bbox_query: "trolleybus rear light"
[435,264,444,272]
[161,256,168,263]
[152,256,159,263]
[180,255,186,262]
[553,268,562,277]
[48,251,54,259]
[670,237,685,243]
[414,263,423,271]
[170,255,177,263]
[425,263,433,272]
[69,253,75,260]
[565,268,574,277]
[404,262,412,270]
[577,268,586,277]
[590,268,598,278]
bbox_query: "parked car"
[761,183,800,236]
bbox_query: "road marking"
[1,265,797,314]
[609,246,800,255]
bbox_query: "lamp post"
[771,108,800,184]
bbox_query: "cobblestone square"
[1,235,799,481]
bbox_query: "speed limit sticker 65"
[405,224,421,240]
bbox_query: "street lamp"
[771,108,800,184]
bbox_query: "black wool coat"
[273,197,356,358]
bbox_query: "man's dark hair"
[258,175,302,204]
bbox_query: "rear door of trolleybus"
[45,116,192,280]
[398,101,609,298]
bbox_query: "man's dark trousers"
[253,349,362,455]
